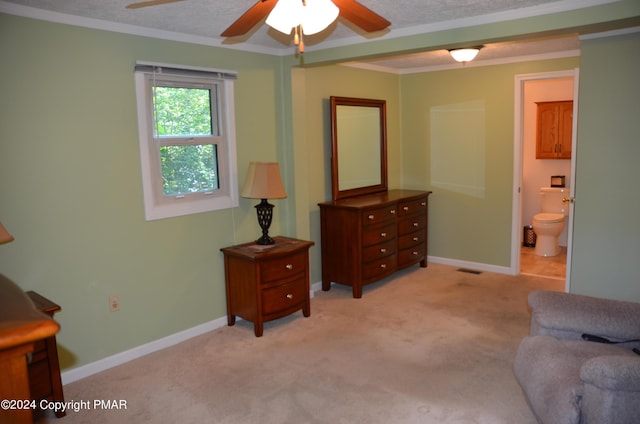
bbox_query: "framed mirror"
[330,96,388,201]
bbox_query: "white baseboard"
[428,255,513,275]
[61,260,506,385]
[61,286,321,385]
[61,316,228,385]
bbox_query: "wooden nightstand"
[221,236,314,337]
[26,291,65,418]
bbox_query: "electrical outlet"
[109,294,120,312]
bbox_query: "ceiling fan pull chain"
[294,25,304,54]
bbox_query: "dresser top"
[318,189,431,209]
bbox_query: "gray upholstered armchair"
[514,290,640,424]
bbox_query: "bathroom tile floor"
[520,245,567,280]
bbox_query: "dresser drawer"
[362,221,396,246]
[398,229,427,250]
[31,339,48,363]
[362,205,397,226]
[28,356,52,401]
[262,278,307,316]
[363,255,397,282]
[398,245,426,268]
[362,239,396,263]
[398,197,428,217]
[261,251,306,284]
[398,216,426,235]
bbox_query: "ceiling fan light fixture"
[266,0,339,36]
[300,0,339,35]
[449,46,482,63]
[266,0,303,34]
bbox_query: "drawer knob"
[413,251,419,256]
[413,237,419,242]
[286,293,294,300]
[368,214,375,220]
[380,264,387,269]
[403,206,409,211]
[390,209,396,214]
[380,232,387,237]
[413,222,419,227]
[285,264,293,270]
[421,202,426,206]
[380,248,387,253]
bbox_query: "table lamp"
[240,162,287,245]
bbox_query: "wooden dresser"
[221,236,314,337]
[319,189,431,298]
[0,275,59,424]
[26,291,65,418]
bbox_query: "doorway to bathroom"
[512,70,579,290]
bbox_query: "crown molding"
[0,0,622,57]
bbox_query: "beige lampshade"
[0,220,14,244]
[240,162,287,200]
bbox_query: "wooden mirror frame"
[330,96,388,201]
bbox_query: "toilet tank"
[540,187,568,215]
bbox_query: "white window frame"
[134,62,239,221]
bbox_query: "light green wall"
[400,58,579,266]
[0,14,287,369]
[299,0,640,66]
[291,65,401,282]
[570,31,640,301]
[1,1,639,373]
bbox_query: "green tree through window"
[153,86,219,196]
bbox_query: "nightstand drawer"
[261,251,306,284]
[262,278,307,316]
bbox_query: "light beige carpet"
[39,263,562,423]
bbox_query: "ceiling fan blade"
[126,0,186,9]
[331,0,390,32]
[221,0,277,37]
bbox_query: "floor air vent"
[457,268,482,275]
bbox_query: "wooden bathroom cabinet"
[536,100,573,159]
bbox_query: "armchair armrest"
[528,290,640,341]
[580,355,640,424]
[581,355,640,391]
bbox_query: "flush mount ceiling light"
[449,46,483,63]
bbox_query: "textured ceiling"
[0,0,631,69]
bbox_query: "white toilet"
[532,187,569,257]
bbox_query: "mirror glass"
[330,96,387,200]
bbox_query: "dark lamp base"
[255,234,275,245]
[254,199,275,245]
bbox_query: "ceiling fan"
[125,0,390,37]
[221,0,390,37]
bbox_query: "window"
[134,62,238,221]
